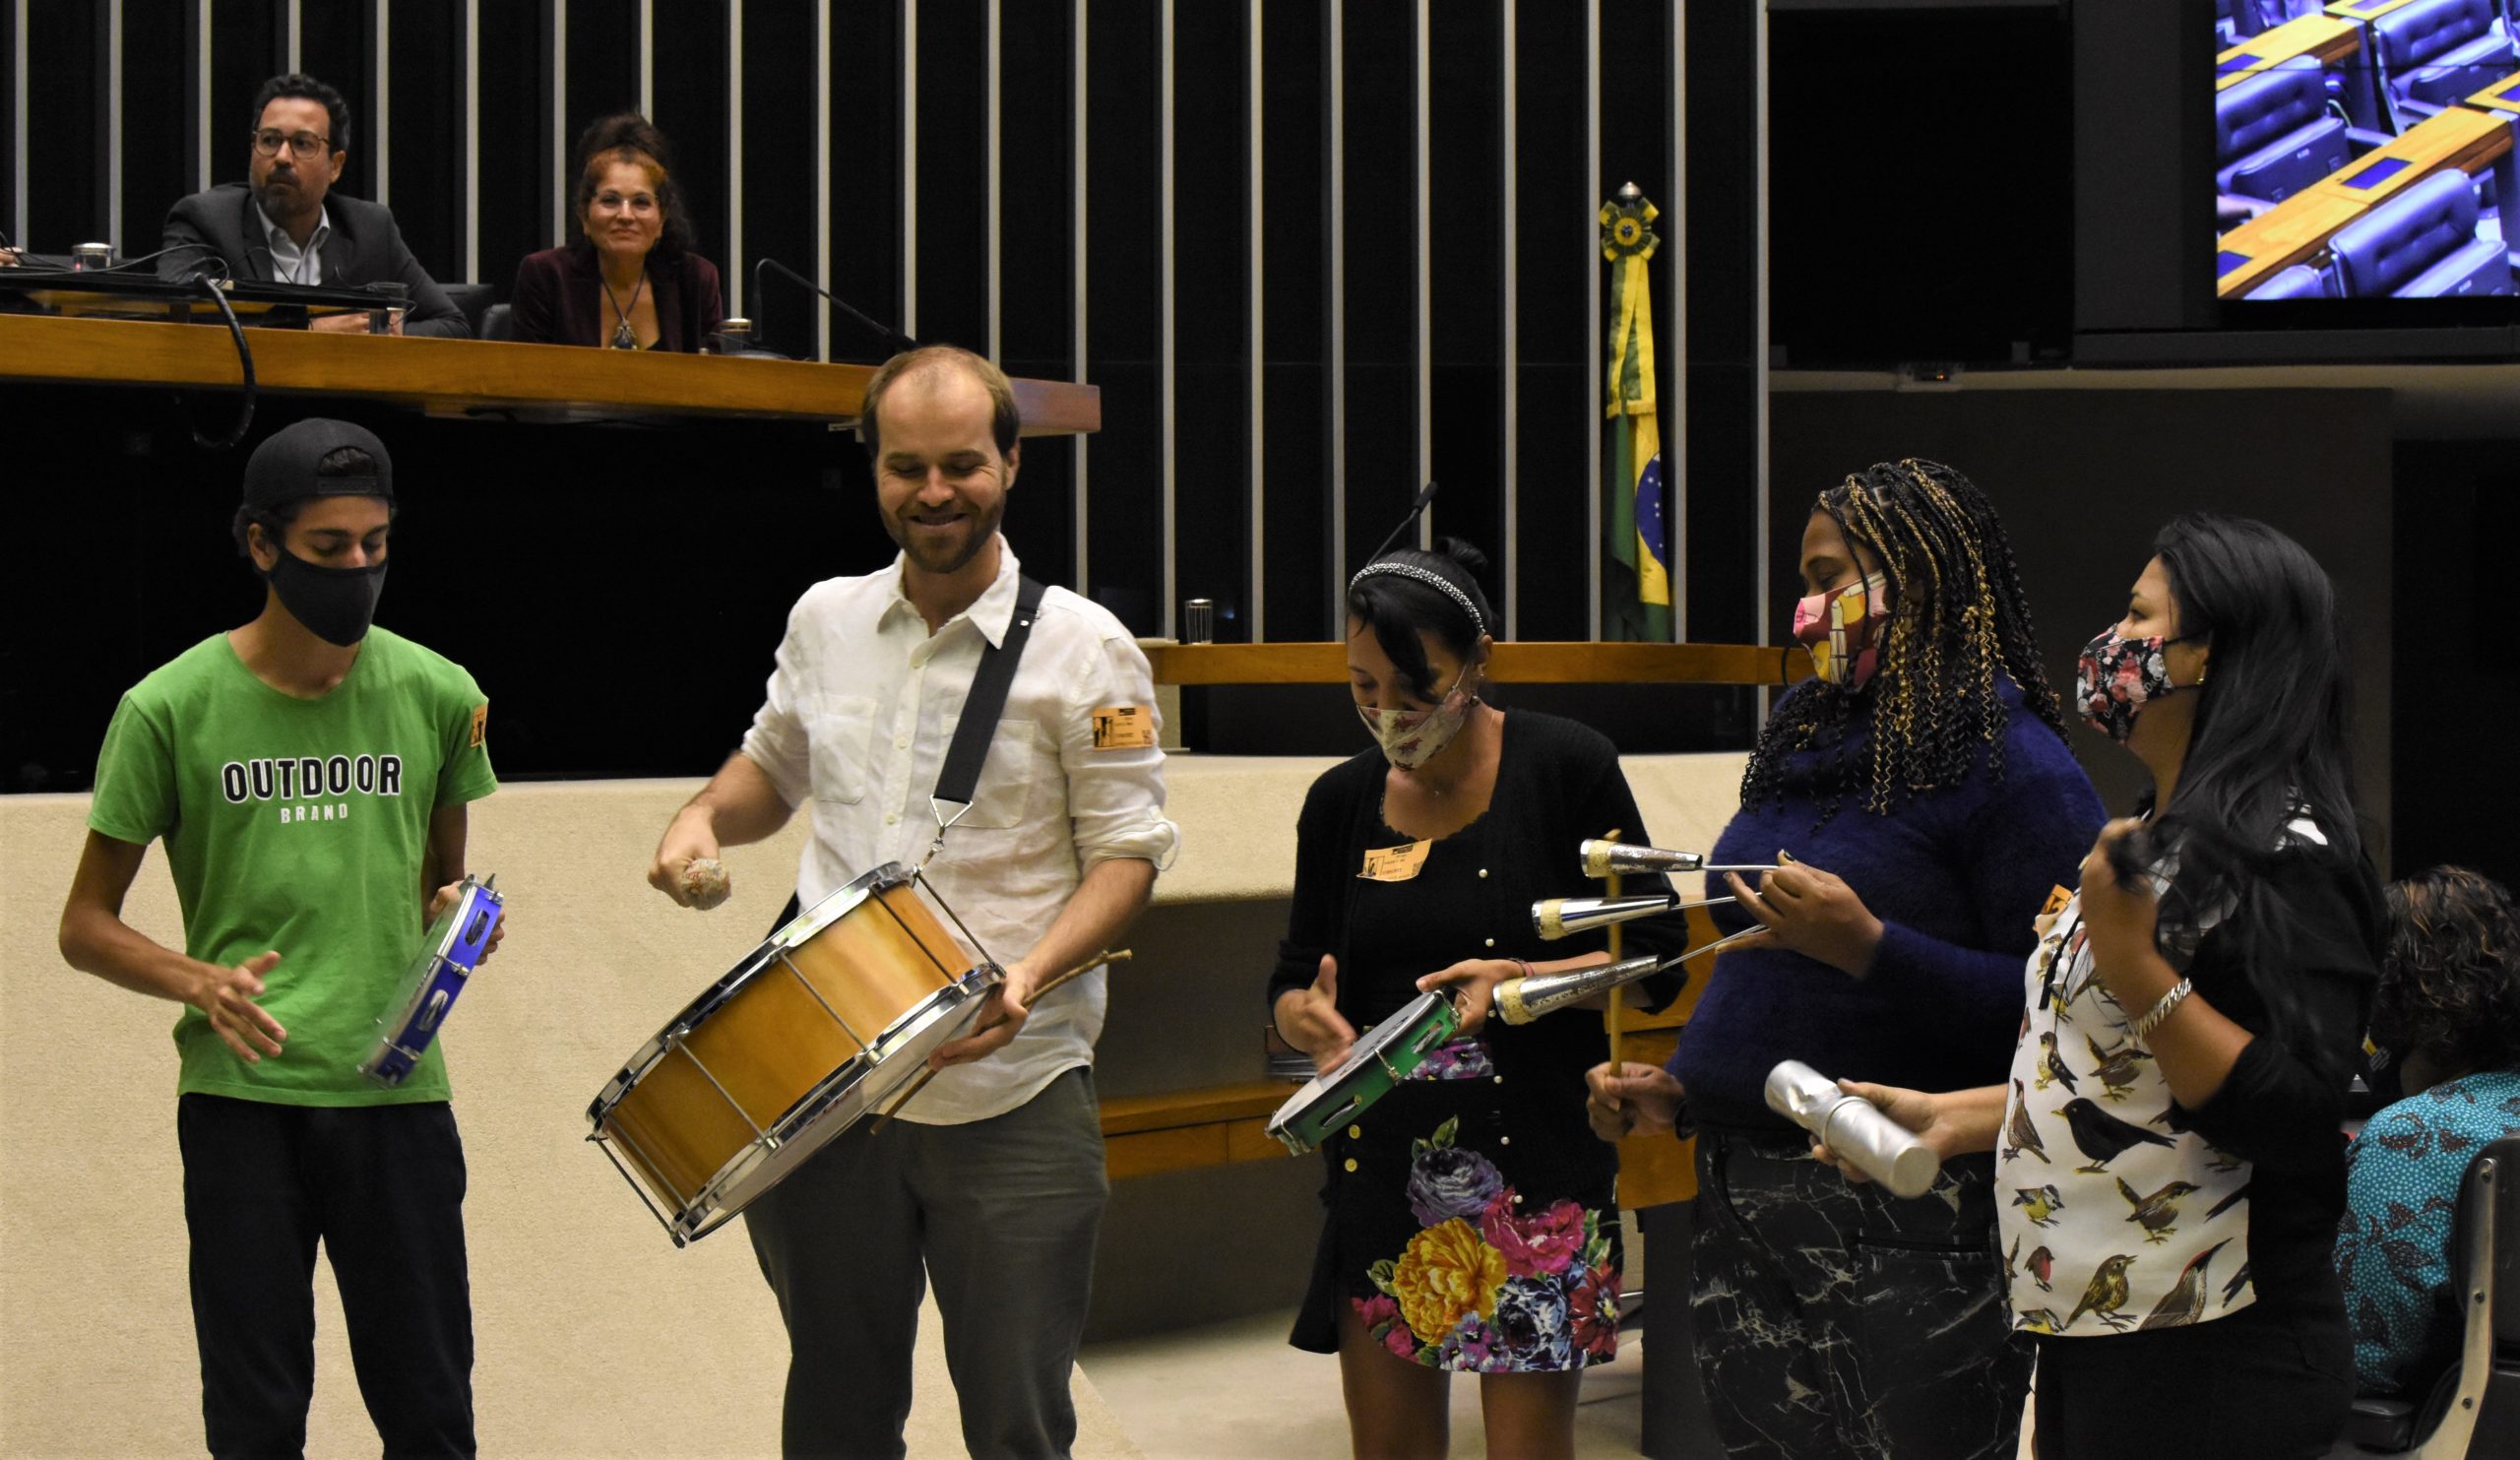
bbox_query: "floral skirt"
[1290,1038,1623,1372]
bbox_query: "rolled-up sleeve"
[736,604,814,810]
[1057,633,1180,871]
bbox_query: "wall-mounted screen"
[2212,0,2519,303]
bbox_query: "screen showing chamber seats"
[2213,0,2519,302]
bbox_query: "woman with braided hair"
[1587,460,2105,1459]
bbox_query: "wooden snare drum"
[588,862,999,1244]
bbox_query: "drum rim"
[586,861,948,1120]
[636,963,996,1238]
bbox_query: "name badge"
[2033,882,2073,937]
[1360,840,1432,882]
[1091,705,1157,749]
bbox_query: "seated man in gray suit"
[160,73,470,338]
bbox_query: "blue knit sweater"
[1670,676,2107,1129]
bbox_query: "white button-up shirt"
[739,540,1179,1124]
[256,200,332,285]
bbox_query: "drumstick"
[1603,830,1624,1063]
[870,949,1134,1131]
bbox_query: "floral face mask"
[1356,665,1479,770]
[1792,571,1892,688]
[2076,626,2205,743]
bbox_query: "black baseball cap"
[241,418,395,511]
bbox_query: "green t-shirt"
[87,627,498,1106]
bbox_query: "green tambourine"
[1265,990,1464,1155]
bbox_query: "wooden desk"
[2218,13,2362,91]
[2312,104,2516,208]
[0,312,1102,433]
[1147,640,1812,687]
[2220,106,2516,296]
[2470,69,2520,117]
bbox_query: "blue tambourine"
[358,874,504,1087]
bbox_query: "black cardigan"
[1268,711,1689,1174]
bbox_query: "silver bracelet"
[2131,977,2194,1042]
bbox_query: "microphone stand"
[754,256,917,361]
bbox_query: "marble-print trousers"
[1688,1124,2029,1460]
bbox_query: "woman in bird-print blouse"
[1814,514,2383,1460]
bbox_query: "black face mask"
[266,545,388,646]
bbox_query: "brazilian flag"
[1603,188,1671,642]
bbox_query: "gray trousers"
[744,1066,1109,1460]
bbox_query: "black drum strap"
[932,574,1047,814]
[774,575,1046,932]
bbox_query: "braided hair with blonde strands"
[1739,459,2067,824]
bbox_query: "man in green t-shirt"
[58,418,500,1459]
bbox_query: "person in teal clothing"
[57,418,502,1459]
[2338,865,2520,1395]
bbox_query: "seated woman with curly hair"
[2337,865,2520,1397]
[509,113,723,351]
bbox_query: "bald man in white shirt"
[649,345,1176,1460]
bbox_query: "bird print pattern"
[1999,894,2255,1337]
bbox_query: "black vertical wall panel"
[26,0,101,252]
[650,0,727,291]
[1258,0,1329,641]
[0,0,17,246]
[119,0,189,259]
[1510,0,1590,642]
[473,3,546,286]
[739,0,816,356]
[1426,0,1504,618]
[826,0,901,358]
[563,0,639,128]
[385,0,460,285]
[1680,0,1757,646]
[909,0,984,349]
[296,3,369,108]
[1169,0,1249,639]
[1082,0,1161,632]
[996,0,1075,586]
[208,0,282,194]
[1337,0,1417,574]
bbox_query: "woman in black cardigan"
[509,113,724,352]
[1268,540,1686,1460]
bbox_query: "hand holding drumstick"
[872,949,1133,1130]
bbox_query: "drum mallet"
[870,949,1133,1130]
[1762,1059,1939,1198]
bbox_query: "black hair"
[251,74,351,155]
[231,446,394,556]
[2105,514,2366,1065]
[1345,539,1494,702]
[1739,459,2065,824]
[2371,866,2520,1081]
[570,113,696,260]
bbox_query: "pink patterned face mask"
[2075,626,2204,742]
[1792,571,1892,688]
[1355,666,1478,770]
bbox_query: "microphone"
[753,256,917,361]
[1362,480,1440,563]
[1531,891,1736,941]
[1764,1060,1939,1197]
[1579,840,1775,880]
